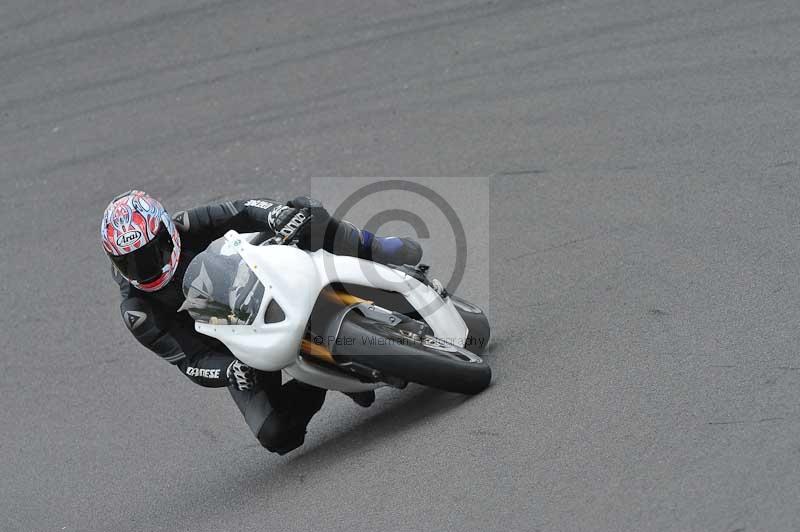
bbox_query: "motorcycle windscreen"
[179,237,265,325]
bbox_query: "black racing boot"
[344,390,376,408]
[369,235,423,266]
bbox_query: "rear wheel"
[450,295,491,355]
[334,312,491,395]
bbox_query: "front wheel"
[334,313,492,395]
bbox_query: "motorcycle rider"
[101,190,422,455]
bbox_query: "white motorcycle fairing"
[191,230,469,392]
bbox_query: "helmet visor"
[110,223,174,283]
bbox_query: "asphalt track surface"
[2,1,800,531]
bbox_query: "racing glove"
[268,196,331,249]
[226,360,257,391]
[287,196,330,226]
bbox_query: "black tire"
[334,313,492,395]
[450,295,491,355]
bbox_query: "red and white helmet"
[100,190,181,292]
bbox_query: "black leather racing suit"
[114,198,378,454]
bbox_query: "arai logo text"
[116,231,142,247]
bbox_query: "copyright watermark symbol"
[310,177,490,315]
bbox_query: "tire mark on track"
[0,0,250,66]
